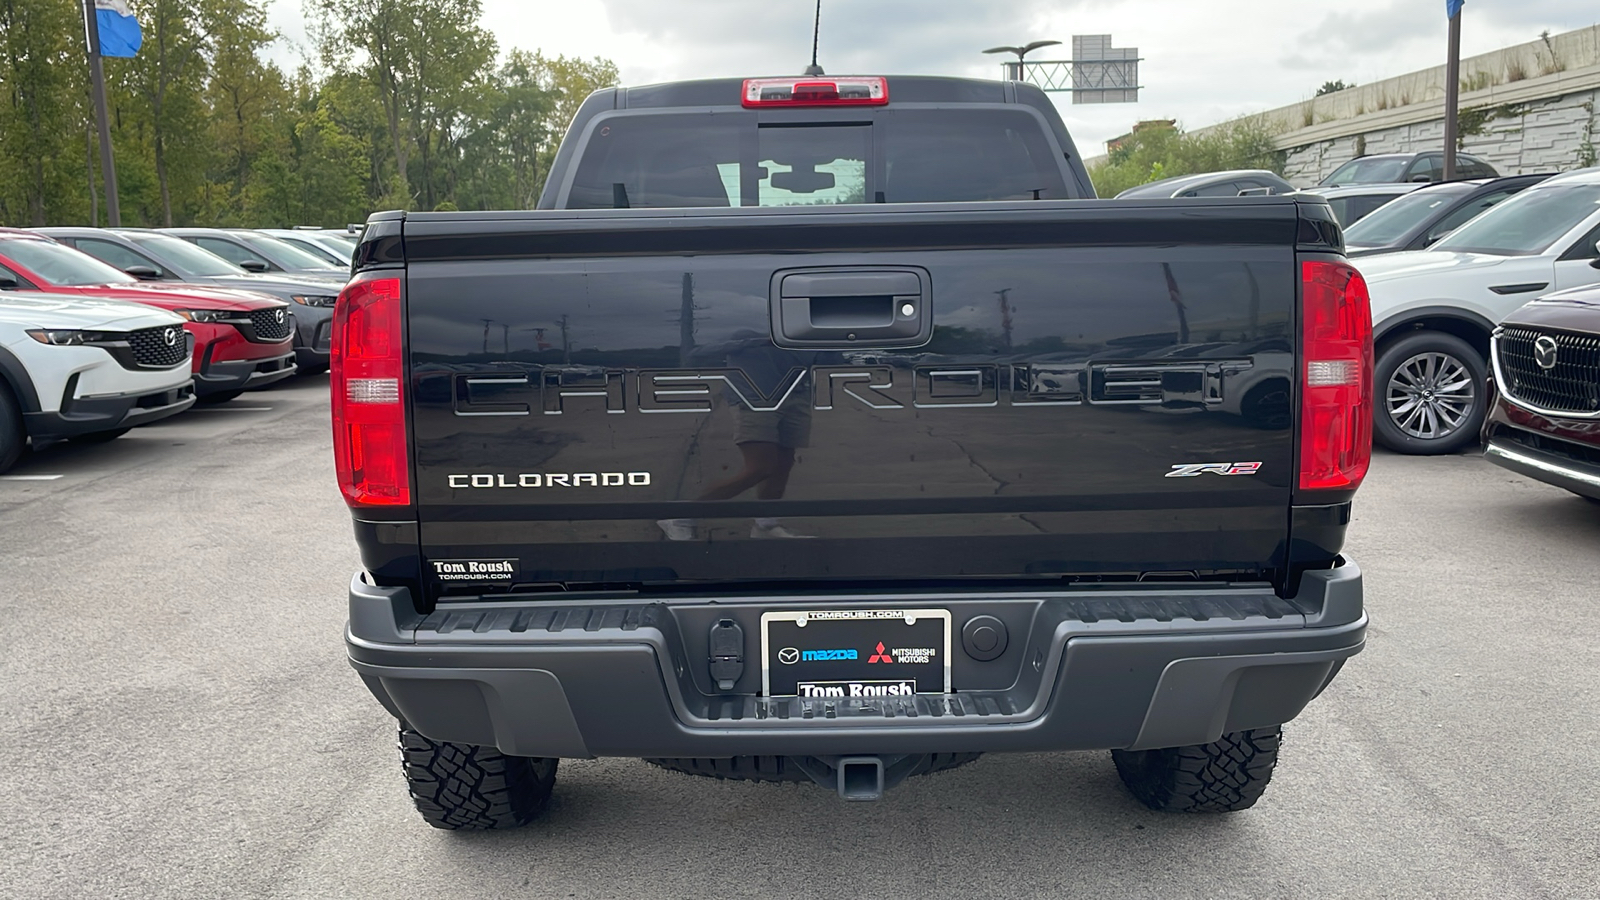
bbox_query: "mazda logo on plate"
[1533,335,1559,371]
[163,327,178,347]
[777,647,800,665]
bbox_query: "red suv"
[0,231,295,401]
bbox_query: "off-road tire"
[1373,331,1487,455]
[645,752,982,783]
[0,382,24,474]
[398,726,558,830]
[1111,726,1282,813]
[70,427,131,444]
[199,390,245,404]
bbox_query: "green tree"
[198,0,286,223]
[315,0,416,206]
[114,0,211,225]
[527,52,618,200]
[1316,79,1355,96]
[0,0,90,225]
[1,0,620,226]
[1089,119,1285,197]
[313,0,502,209]
[243,67,369,227]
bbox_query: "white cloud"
[265,0,1600,152]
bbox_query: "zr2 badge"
[1165,461,1263,478]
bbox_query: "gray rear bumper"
[346,562,1365,759]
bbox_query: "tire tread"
[398,726,557,830]
[1111,727,1282,813]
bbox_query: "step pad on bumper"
[412,592,1302,642]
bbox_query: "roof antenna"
[802,0,824,76]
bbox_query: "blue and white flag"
[1445,0,1464,18]
[94,0,142,58]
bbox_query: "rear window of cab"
[564,108,1069,209]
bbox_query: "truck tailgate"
[402,201,1300,590]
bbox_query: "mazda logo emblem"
[162,327,178,347]
[275,308,286,324]
[777,647,800,665]
[1533,335,1559,371]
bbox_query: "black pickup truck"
[335,75,1373,828]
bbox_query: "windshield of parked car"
[1343,185,1472,245]
[1431,183,1600,256]
[1325,192,1401,226]
[566,109,1070,208]
[278,235,347,265]
[127,233,246,277]
[239,233,344,270]
[315,233,358,252]
[1322,157,1408,185]
[0,238,137,285]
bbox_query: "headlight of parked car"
[24,329,121,346]
[173,309,235,323]
[290,295,338,308]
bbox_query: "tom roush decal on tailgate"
[430,559,518,582]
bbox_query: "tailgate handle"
[771,267,932,349]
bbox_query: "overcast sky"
[266,0,1598,153]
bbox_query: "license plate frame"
[759,608,952,697]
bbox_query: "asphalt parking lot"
[3,376,1598,900]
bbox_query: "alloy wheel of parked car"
[1373,331,1488,455]
[1387,352,1476,439]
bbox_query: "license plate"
[760,609,951,697]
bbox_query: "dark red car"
[0,230,295,401]
[1485,283,1600,503]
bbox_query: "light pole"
[983,40,1062,83]
[81,0,121,226]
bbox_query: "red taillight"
[742,76,889,107]
[331,272,409,507]
[1299,260,1374,492]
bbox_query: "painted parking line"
[0,475,64,481]
[187,406,275,411]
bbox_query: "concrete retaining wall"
[1278,66,1600,185]
[1089,25,1600,186]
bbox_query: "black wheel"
[199,390,245,404]
[298,362,329,376]
[0,382,24,475]
[398,725,557,830]
[645,753,982,783]
[1373,331,1488,455]
[1111,726,1281,813]
[70,427,132,444]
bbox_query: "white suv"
[0,292,197,473]
[1355,166,1600,454]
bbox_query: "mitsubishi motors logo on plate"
[868,642,893,663]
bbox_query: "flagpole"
[1442,4,1462,180]
[82,0,121,227]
